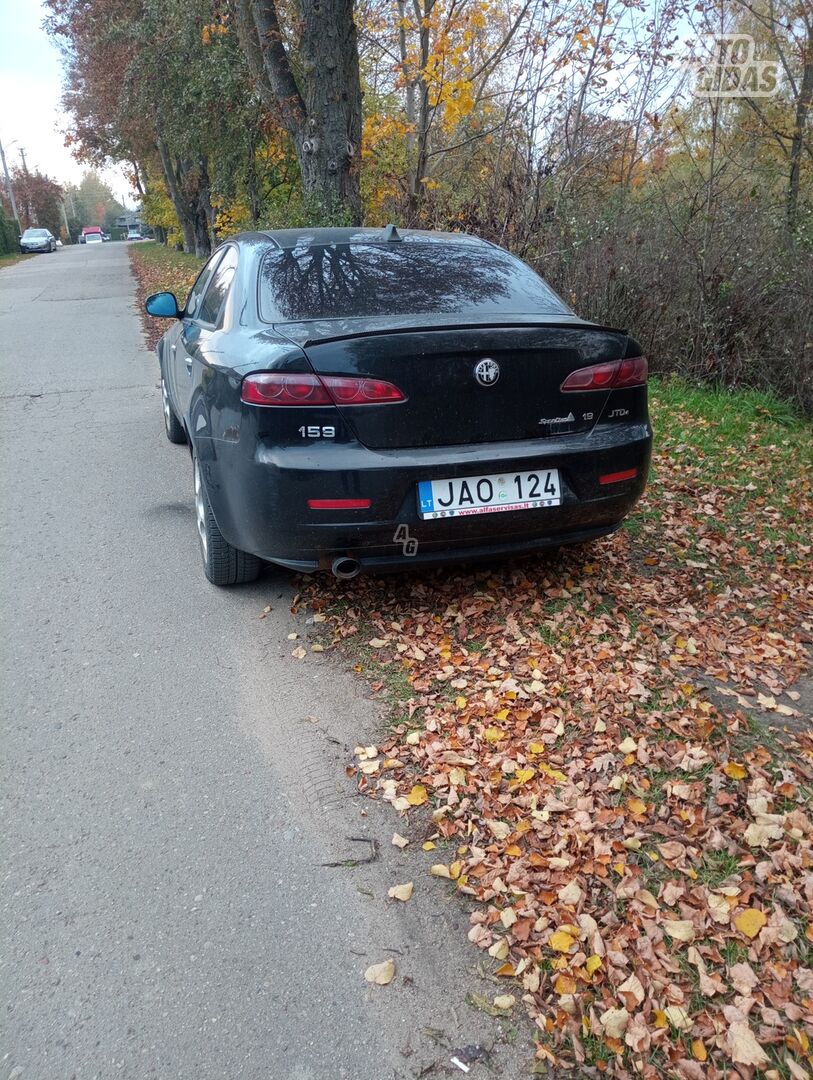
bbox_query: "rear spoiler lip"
[273,317,629,348]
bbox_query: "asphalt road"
[0,244,528,1080]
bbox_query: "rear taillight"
[561,356,648,392]
[241,373,405,406]
[323,376,404,404]
[241,373,331,405]
[614,356,648,388]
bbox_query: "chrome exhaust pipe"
[331,556,361,580]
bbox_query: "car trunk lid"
[281,319,629,450]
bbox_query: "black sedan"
[145,227,652,585]
[20,228,57,253]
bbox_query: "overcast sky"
[0,0,133,203]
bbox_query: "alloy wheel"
[194,459,208,563]
[161,378,171,431]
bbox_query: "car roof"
[233,226,491,251]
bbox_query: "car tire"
[161,376,186,444]
[194,456,262,586]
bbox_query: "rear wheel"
[161,376,186,444]
[194,456,261,586]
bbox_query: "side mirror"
[145,291,181,319]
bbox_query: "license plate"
[418,469,561,519]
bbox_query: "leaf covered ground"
[129,242,202,349]
[296,384,813,1079]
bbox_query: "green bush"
[0,204,19,255]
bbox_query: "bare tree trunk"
[695,92,723,372]
[397,0,417,191]
[787,25,813,232]
[157,138,195,254]
[403,0,436,218]
[197,157,217,251]
[413,2,432,208]
[299,0,362,220]
[130,160,145,198]
[246,133,261,225]
[731,0,813,234]
[237,0,363,223]
[192,209,211,257]
[156,139,212,257]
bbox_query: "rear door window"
[185,251,224,319]
[196,246,238,326]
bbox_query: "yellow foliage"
[201,20,229,45]
[141,180,178,232]
[212,196,251,237]
[361,112,412,221]
[396,2,501,137]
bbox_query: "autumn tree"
[63,171,125,234]
[9,167,64,237]
[725,0,813,232]
[359,0,537,218]
[47,0,263,255]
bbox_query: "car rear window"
[258,242,569,322]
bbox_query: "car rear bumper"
[269,521,624,573]
[198,422,652,572]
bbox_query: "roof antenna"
[383,223,403,242]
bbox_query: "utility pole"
[60,200,72,244]
[18,147,30,228]
[0,137,21,235]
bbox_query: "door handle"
[171,343,177,354]
[185,356,193,372]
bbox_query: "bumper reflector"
[599,468,638,485]
[308,498,371,510]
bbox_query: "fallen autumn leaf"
[364,958,396,985]
[387,881,414,902]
